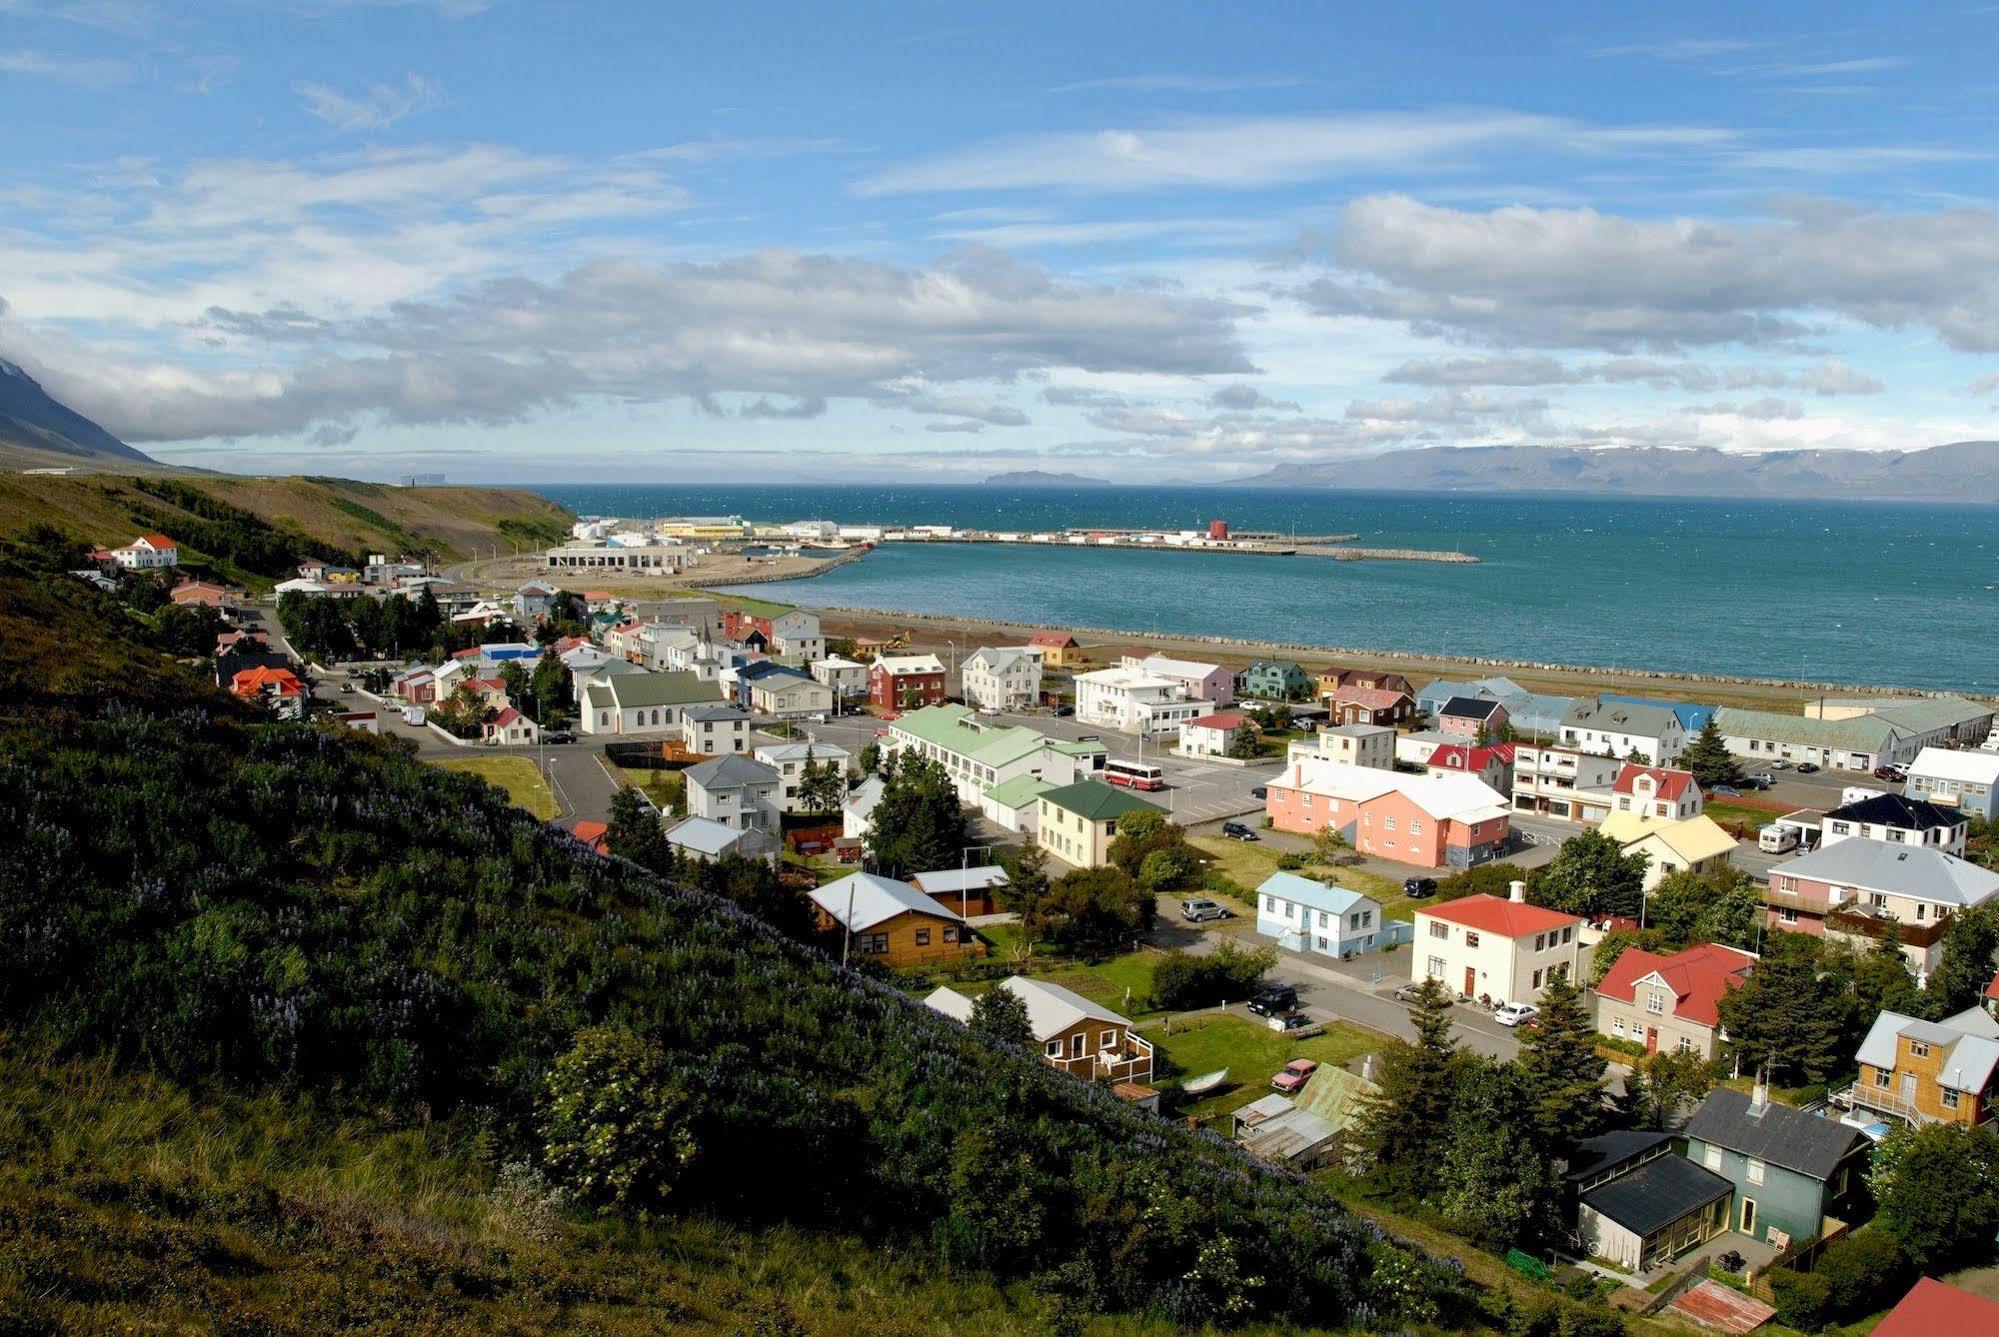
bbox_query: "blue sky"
[3,1,1998,482]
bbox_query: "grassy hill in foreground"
[0,472,573,574]
[0,560,1565,1335]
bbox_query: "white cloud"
[1207,383,1299,412]
[854,111,1731,196]
[0,47,128,86]
[1791,358,1883,395]
[296,73,445,131]
[1299,193,1999,353]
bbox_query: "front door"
[1645,1026,1659,1055]
[1464,967,1476,996]
[1740,1198,1757,1237]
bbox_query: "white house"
[1254,871,1387,958]
[664,815,779,863]
[809,655,868,699]
[1286,723,1395,771]
[1608,765,1705,821]
[1122,653,1235,707]
[1819,792,1968,856]
[748,671,834,720]
[961,645,1044,712]
[1904,747,1999,820]
[683,754,782,832]
[842,775,885,841]
[1511,744,1626,823]
[580,671,726,736]
[1412,884,1585,1006]
[1074,666,1210,737]
[1560,698,1687,765]
[754,739,852,814]
[679,702,750,755]
[108,533,179,569]
[1176,711,1250,759]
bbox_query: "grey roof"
[1714,707,1905,752]
[1581,1155,1733,1237]
[1564,1129,1675,1184]
[1685,1087,1872,1182]
[684,753,779,791]
[1856,1009,1999,1095]
[912,865,1010,896]
[812,873,962,931]
[681,702,749,722]
[663,815,775,858]
[1563,697,1682,736]
[924,975,1130,1039]
[1774,838,1999,908]
[966,645,1037,673]
[1873,696,1994,734]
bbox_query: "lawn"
[434,755,560,820]
[611,763,685,814]
[1141,1012,1382,1122]
[1703,798,1785,834]
[1189,834,1416,920]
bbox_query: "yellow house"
[1034,779,1164,869]
[1599,811,1738,891]
[1029,632,1085,668]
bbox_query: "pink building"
[1125,653,1234,707]
[1267,759,1513,870]
[1439,695,1509,738]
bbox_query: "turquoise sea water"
[528,484,1999,693]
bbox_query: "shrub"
[1152,941,1277,1010]
[541,1026,699,1218]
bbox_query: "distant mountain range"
[1231,442,1999,501]
[0,360,159,471]
[984,469,1113,487]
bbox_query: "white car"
[1494,1002,1540,1028]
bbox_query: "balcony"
[1761,887,1828,917]
[1828,907,1950,949]
[1840,1080,1943,1126]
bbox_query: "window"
[1316,935,1327,949]
[1911,1040,1932,1059]
[1704,1145,1722,1172]
[943,926,958,943]
[1265,895,1277,912]
[1561,926,1573,945]
[1779,908,1798,924]
[914,928,931,946]
[1647,992,1665,1015]
[1099,1029,1117,1051]
[1427,956,1447,979]
[1746,1158,1766,1186]
[1409,820,1422,836]
[1044,1040,1062,1058]
[1384,816,1397,832]
[1430,922,1449,940]
[1943,1088,1961,1110]
[1612,1019,1625,1037]
[1070,1033,1085,1059]
[1532,969,1543,989]
[1465,931,1481,949]
[860,933,888,956]
[1875,1067,1891,1087]
[1534,933,1546,952]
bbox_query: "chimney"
[1750,1067,1770,1116]
[1361,1053,1376,1083]
[1509,879,1527,903]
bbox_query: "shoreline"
[726,594,1994,708]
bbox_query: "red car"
[1271,1059,1319,1093]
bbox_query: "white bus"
[1105,759,1165,791]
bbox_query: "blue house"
[1237,659,1315,702]
[1254,871,1402,958]
[1681,1086,1872,1251]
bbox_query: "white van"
[1759,823,1800,854]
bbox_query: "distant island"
[1228,441,1999,502]
[984,470,1113,487]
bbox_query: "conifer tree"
[1517,969,1608,1152]
[1356,979,1464,1197]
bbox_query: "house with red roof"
[1609,763,1704,821]
[1594,942,1755,1059]
[1424,741,1515,792]
[109,533,179,570]
[1175,710,1251,759]
[1874,1278,1999,1337]
[482,706,541,746]
[1328,684,1414,727]
[169,579,230,609]
[1027,631,1084,667]
[229,665,306,719]
[1412,883,1584,1005]
[569,820,610,855]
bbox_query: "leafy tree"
[1647,867,1760,951]
[1435,862,1535,904]
[1829,932,1930,1026]
[1151,940,1277,1010]
[857,739,883,776]
[1107,810,1195,891]
[1868,1121,1999,1270]
[499,660,531,709]
[530,651,572,724]
[1516,969,1607,1152]
[605,785,669,871]
[148,602,225,658]
[426,684,494,740]
[1434,1060,1558,1247]
[1714,934,1846,1085]
[1617,1048,1717,1130]
[1586,926,1666,986]
[969,986,1034,1047]
[1355,979,1465,1198]
[863,754,967,876]
[1534,830,1649,919]
[1311,824,1351,863]
[1679,718,1746,789]
[1040,866,1148,957]
[1926,903,1999,1016]
[542,1025,699,1218]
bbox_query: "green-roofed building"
[1036,779,1165,869]
[1715,706,1917,772]
[982,774,1055,834]
[887,704,1109,813]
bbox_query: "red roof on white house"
[1613,764,1698,801]
[1421,892,1580,938]
[134,534,176,549]
[1189,712,1248,730]
[489,706,526,727]
[1427,742,1516,771]
[1596,942,1755,1028]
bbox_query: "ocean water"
[527,484,1999,693]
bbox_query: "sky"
[3,1,1999,483]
